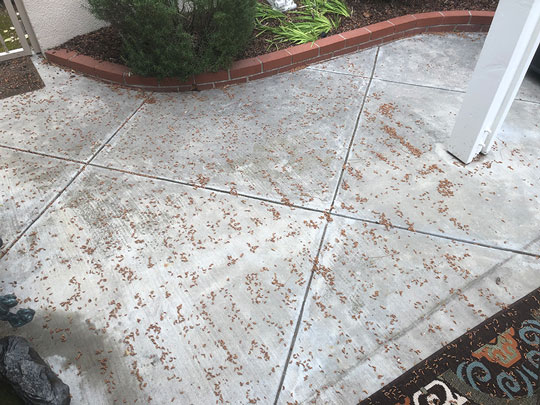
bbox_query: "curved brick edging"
[45,10,494,92]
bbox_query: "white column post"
[447,0,540,164]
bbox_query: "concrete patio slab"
[279,216,540,404]
[297,294,488,404]
[0,32,539,405]
[344,238,540,403]
[0,148,81,253]
[0,166,325,404]
[306,47,378,78]
[374,33,485,91]
[374,33,539,103]
[0,59,143,162]
[334,79,540,253]
[93,70,368,210]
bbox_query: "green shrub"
[87,0,256,79]
[121,1,195,79]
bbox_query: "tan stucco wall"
[22,0,106,50]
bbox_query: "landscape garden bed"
[59,0,498,63]
[45,3,496,92]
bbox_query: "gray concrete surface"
[375,33,486,92]
[0,148,81,252]
[0,61,143,161]
[1,33,539,404]
[279,217,540,404]
[334,79,540,252]
[0,166,325,403]
[94,70,368,210]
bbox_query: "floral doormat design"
[362,288,540,405]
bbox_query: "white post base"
[447,0,540,164]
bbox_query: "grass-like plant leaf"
[255,0,350,46]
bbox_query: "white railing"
[0,0,40,62]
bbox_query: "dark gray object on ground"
[0,295,35,328]
[0,336,71,405]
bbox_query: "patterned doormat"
[362,288,540,405]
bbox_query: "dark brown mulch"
[241,0,499,58]
[58,0,499,64]
[0,56,45,100]
[61,26,123,65]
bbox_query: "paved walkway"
[1,33,539,404]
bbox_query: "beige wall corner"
[21,0,106,50]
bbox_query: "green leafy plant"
[87,0,256,79]
[255,2,286,23]
[255,0,349,47]
[312,0,350,18]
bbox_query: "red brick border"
[45,10,494,92]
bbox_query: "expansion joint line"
[329,47,380,212]
[273,221,330,405]
[0,97,148,260]
[304,233,540,403]
[273,47,381,405]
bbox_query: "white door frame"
[447,0,540,164]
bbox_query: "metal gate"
[0,0,40,62]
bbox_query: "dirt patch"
[0,56,45,100]
[58,0,498,64]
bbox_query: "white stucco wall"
[21,0,106,50]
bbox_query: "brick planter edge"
[45,10,494,92]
